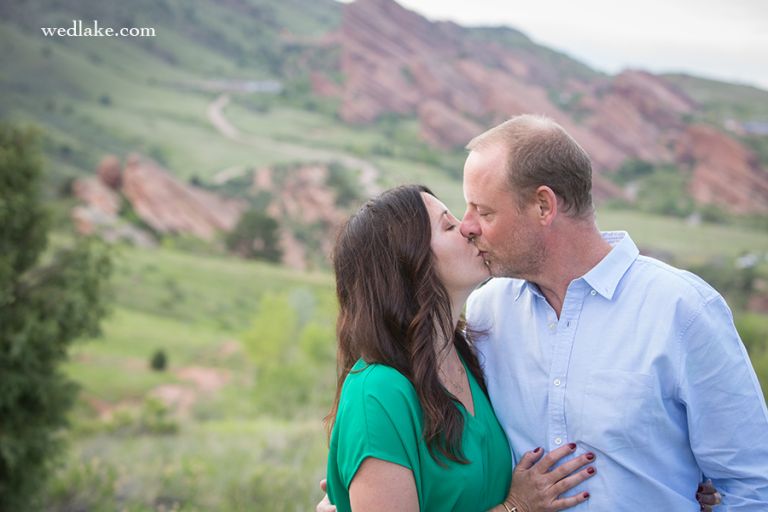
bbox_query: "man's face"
[459,145,544,279]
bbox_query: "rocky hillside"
[72,156,359,270]
[2,0,767,225]
[306,0,768,214]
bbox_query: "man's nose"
[460,211,480,240]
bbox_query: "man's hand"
[697,479,722,512]
[316,479,336,512]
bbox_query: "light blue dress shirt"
[467,231,768,510]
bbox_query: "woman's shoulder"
[341,359,418,408]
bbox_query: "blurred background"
[1,0,766,510]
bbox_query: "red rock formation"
[336,0,632,178]
[310,72,342,98]
[97,154,122,189]
[675,125,768,214]
[418,100,483,149]
[581,71,696,165]
[253,163,353,270]
[611,70,695,127]
[72,177,122,216]
[121,155,247,240]
[297,0,767,213]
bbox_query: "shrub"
[150,349,168,371]
[225,209,282,262]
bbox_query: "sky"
[385,0,768,90]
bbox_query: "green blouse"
[326,358,513,512]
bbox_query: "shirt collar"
[581,231,639,300]
[513,280,544,302]
[513,231,639,302]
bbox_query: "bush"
[43,457,117,512]
[103,398,178,436]
[150,349,168,371]
[225,209,282,262]
[326,162,362,208]
[244,291,336,417]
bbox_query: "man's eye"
[446,225,456,231]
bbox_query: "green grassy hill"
[0,0,341,189]
[663,73,768,122]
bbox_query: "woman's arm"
[349,457,419,512]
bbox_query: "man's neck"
[531,224,612,317]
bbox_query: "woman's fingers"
[550,465,597,496]
[547,451,595,482]
[532,442,578,474]
[515,446,545,470]
[550,490,591,511]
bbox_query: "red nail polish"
[533,447,542,453]
[583,492,590,499]
[586,452,595,461]
[568,442,577,450]
[587,467,596,475]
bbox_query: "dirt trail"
[206,94,380,196]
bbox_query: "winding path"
[207,94,380,196]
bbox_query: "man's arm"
[679,295,768,509]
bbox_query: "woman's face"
[422,192,490,296]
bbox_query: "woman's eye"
[446,225,456,231]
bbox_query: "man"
[460,114,768,510]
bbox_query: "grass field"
[54,240,336,511]
[597,209,768,263]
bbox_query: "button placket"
[546,283,587,451]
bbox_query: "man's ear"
[534,186,558,226]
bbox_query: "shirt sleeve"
[336,374,419,489]
[679,294,768,509]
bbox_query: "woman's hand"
[502,443,595,512]
[697,479,722,511]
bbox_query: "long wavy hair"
[325,185,486,464]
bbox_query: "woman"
[321,185,722,512]
[324,185,594,512]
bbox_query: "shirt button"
[548,322,556,331]
[554,437,563,445]
[554,379,561,387]
[590,290,597,296]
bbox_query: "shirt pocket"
[579,370,654,452]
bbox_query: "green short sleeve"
[337,392,415,487]
[333,364,421,488]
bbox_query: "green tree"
[243,291,335,417]
[0,125,112,510]
[226,208,282,262]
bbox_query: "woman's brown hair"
[325,185,486,464]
